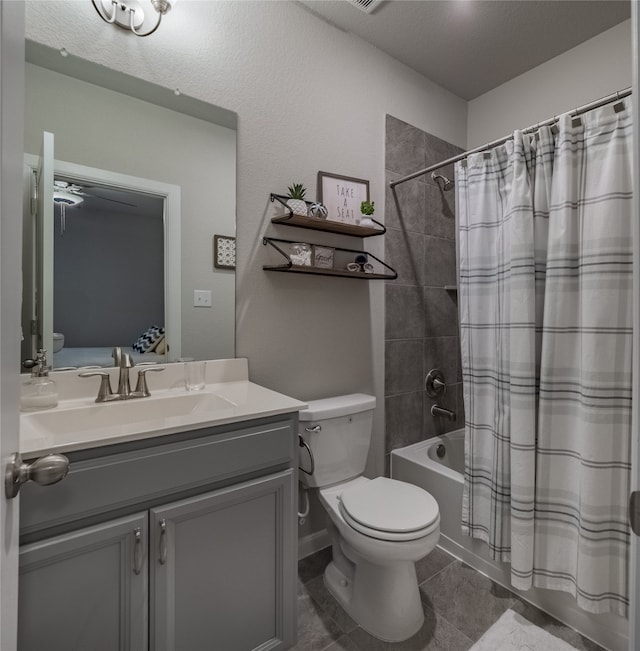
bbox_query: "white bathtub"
[391,429,465,549]
[391,429,627,651]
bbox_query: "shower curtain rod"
[389,86,632,189]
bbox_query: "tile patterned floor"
[295,546,605,651]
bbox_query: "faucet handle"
[134,367,165,397]
[425,369,447,397]
[78,371,114,402]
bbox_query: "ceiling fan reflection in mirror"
[52,180,138,236]
[53,180,84,207]
[53,181,83,237]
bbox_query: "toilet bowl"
[299,394,441,642]
[319,476,439,641]
[52,332,64,353]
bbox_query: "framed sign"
[213,234,236,269]
[317,172,370,225]
[313,245,334,269]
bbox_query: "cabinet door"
[151,469,295,651]
[18,513,148,651]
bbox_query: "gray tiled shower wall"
[384,115,464,473]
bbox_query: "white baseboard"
[298,529,331,560]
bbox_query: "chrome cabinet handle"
[158,518,167,565]
[304,425,321,433]
[5,452,69,499]
[133,527,143,575]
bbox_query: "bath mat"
[469,609,578,651]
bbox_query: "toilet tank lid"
[299,393,376,421]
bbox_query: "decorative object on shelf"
[313,245,334,269]
[359,200,377,228]
[360,200,375,216]
[213,234,236,269]
[347,253,372,273]
[317,171,370,225]
[286,183,309,217]
[308,202,328,219]
[355,253,368,272]
[289,242,312,266]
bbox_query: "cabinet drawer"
[21,417,295,537]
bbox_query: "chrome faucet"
[79,347,164,403]
[116,350,134,399]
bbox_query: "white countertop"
[20,358,306,457]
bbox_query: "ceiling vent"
[344,0,385,14]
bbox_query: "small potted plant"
[360,200,375,227]
[286,183,308,217]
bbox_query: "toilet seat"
[339,477,439,542]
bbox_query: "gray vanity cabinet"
[18,512,149,651]
[18,414,298,651]
[151,471,293,651]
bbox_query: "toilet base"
[324,556,424,642]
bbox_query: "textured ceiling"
[297,0,631,100]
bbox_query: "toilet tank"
[298,393,376,488]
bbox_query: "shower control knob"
[425,369,447,397]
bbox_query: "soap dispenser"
[21,349,59,411]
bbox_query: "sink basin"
[23,392,236,437]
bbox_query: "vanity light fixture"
[91,0,177,37]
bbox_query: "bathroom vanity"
[16,359,304,651]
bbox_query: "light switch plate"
[193,289,212,307]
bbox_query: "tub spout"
[431,404,456,421]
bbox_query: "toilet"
[52,332,64,353]
[299,394,440,642]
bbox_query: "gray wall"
[467,20,631,147]
[384,116,463,473]
[54,205,164,347]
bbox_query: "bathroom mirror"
[21,41,237,370]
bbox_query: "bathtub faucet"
[431,404,456,422]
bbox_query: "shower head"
[431,172,454,191]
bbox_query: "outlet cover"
[193,289,212,307]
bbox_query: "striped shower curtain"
[456,101,633,616]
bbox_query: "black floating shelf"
[262,237,397,281]
[444,285,458,292]
[263,265,394,280]
[270,193,386,237]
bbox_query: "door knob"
[5,452,69,499]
